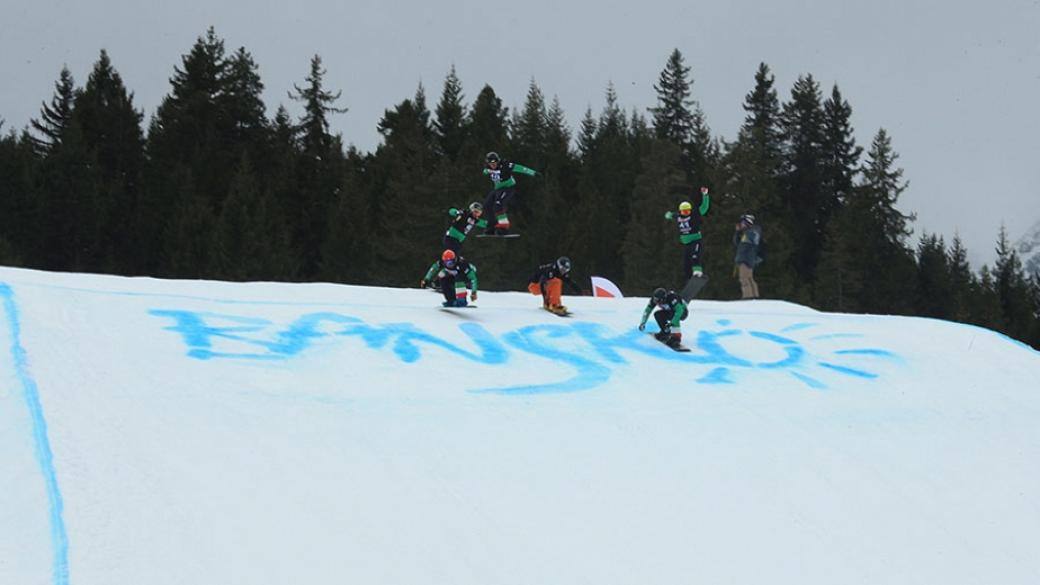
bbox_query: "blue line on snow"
[0,283,70,585]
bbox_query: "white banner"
[590,276,624,298]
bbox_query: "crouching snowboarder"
[528,256,582,315]
[638,287,689,349]
[420,249,478,307]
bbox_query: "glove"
[664,211,674,220]
[470,291,478,301]
[448,208,459,217]
[419,279,427,288]
[700,186,709,195]
[638,323,646,332]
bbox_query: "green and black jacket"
[445,208,489,243]
[484,160,537,190]
[639,291,689,330]
[664,191,711,244]
[423,257,478,291]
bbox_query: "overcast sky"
[3,0,1038,267]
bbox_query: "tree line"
[1,29,1038,348]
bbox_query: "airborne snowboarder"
[482,151,538,235]
[665,186,711,299]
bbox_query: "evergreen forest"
[1,29,1038,348]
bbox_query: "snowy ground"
[2,266,1039,585]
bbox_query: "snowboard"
[650,332,690,352]
[441,301,476,309]
[542,306,572,317]
[680,274,709,302]
[475,233,521,239]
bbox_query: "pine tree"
[144,27,231,274]
[372,94,441,285]
[576,107,597,159]
[854,128,916,313]
[915,233,953,319]
[288,54,349,278]
[74,49,146,273]
[213,153,285,280]
[649,49,695,146]
[30,65,78,155]
[513,78,548,166]
[290,54,347,159]
[820,84,861,252]
[779,74,826,284]
[948,234,974,322]
[35,121,102,271]
[464,84,509,162]
[433,65,467,160]
[0,130,38,265]
[969,267,1004,331]
[222,47,269,161]
[993,224,1033,341]
[320,149,371,284]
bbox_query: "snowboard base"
[476,233,521,239]
[680,274,709,302]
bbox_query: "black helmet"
[652,287,667,302]
[485,151,500,163]
[556,256,572,274]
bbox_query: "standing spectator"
[733,214,762,299]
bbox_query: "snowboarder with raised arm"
[420,249,479,307]
[528,256,583,315]
[443,201,488,252]
[638,287,689,350]
[482,151,538,235]
[664,186,711,300]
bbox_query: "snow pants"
[528,278,562,308]
[440,275,468,304]
[682,240,703,280]
[483,187,517,233]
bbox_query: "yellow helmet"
[678,201,693,215]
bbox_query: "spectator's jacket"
[733,225,763,267]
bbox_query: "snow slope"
[2,265,1039,585]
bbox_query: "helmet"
[556,256,572,274]
[652,287,667,302]
[485,151,500,163]
[678,201,693,215]
[468,201,483,214]
[441,249,457,265]
[740,213,755,226]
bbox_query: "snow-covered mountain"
[1015,219,1040,276]
[2,266,1040,585]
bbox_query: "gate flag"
[590,276,624,298]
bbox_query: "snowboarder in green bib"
[664,186,710,281]
[443,202,488,252]
[666,186,711,300]
[420,249,478,307]
[638,287,689,348]
[482,151,538,235]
